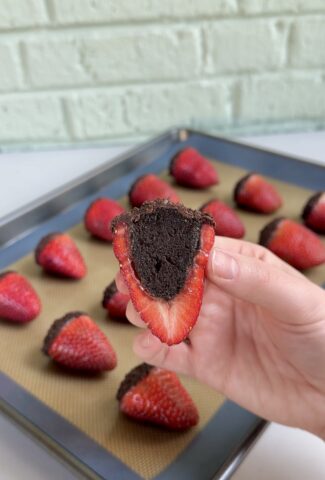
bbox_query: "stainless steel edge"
[0,127,181,247]
[1,126,323,247]
[0,399,101,480]
[215,421,268,479]
[185,128,325,167]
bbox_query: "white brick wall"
[0,0,325,148]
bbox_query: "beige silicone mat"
[0,160,324,480]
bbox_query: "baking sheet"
[0,129,324,480]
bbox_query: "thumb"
[207,248,324,325]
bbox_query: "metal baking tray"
[0,128,324,480]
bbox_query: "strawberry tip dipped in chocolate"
[112,200,215,345]
[302,192,325,234]
[0,271,41,323]
[234,172,283,214]
[170,147,219,189]
[259,218,325,270]
[84,198,125,241]
[129,174,180,208]
[43,311,117,372]
[35,232,87,279]
[200,198,245,239]
[102,280,129,322]
[117,363,199,430]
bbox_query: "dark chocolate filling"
[0,270,15,280]
[233,172,254,203]
[259,217,284,246]
[114,201,214,301]
[35,232,61,264]
[42,311,85,355]
[302,192,322,221]
[116,363,154,401]
[102,280,117,308]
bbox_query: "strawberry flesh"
[35,233,87,279]
[302,192,325,234]
[102,280,129,322]
[170,147,219,189]
[0,271,41,323]
[260,218,325,270]
[43,311,117,372]
[84,198,124,241]
[234,173,282,214]
[129,174,180,208]
[200,198,245,238]
[112,200,215,345]
[117,363,199,430]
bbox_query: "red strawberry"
[0,271,41,323]
[260,218,325,270]
[117,363,199,430]
[170,147,219,189]
[102,280,129,322]
[302,192,325,234]
[200,198,245,238]
[84,198,124,241]
[129,174,180,208]
[234,173,282,214]
[43,311,117,372]
[112,200,215,345]
[35,233,87,279]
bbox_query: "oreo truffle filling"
[129,208,202,301]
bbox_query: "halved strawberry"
[117,363,199,430]
[200,198,245,238]
[234,173,283,214]
[0,271,41,323]
[170,147,219,189]
[43,311,117,372]
[302,192,325,234]
[84,197,125,241]
[35,233,87,279]
[112,200,215,345]
[129,174,180,208]
[260,218,325,270]
[102,280,129,322]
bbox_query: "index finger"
[214,236,303,279]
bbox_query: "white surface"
[0,130,325,480]
[0,145,130,219]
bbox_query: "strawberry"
[117,363,199,430]
[102,280,129,322]
[43,311,117,372]
[0,271,41,323]
[129,174,180,208]
[260,218,325,270]
[302,192,325,234]
[234,173,282,214]
[112,200,215,345]
[200,198,245,238]
[35,233,87,279]
[170,147,219,189]
[84,198,124,241]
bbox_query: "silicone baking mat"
[0,129,324,480]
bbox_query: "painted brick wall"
[1,0,325,149]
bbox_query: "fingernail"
[211,249,238,280]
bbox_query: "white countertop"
[0,131,325,479]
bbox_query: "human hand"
[116,237,325,439]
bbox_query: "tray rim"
[1,126,324,248]
[1,127,324,480]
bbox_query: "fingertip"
[126,301,146,328]
[133,330,164,361]
[115,271,129,295]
